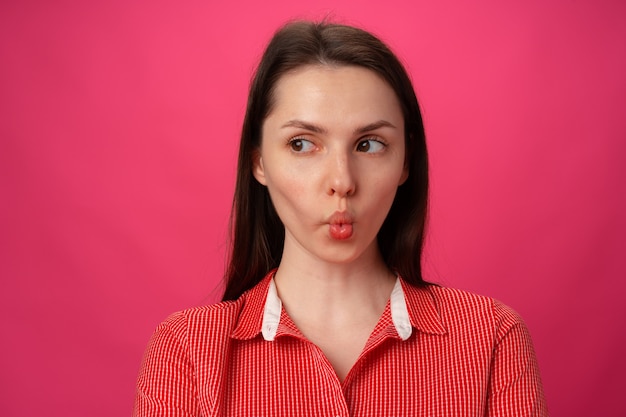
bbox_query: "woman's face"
[254,65,407,265]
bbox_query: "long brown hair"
[222,21,429,301]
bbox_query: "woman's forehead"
[266,65,403,129]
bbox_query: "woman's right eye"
[289,138,315,153]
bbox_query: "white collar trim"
[261,277,412,341]
[261,278,282,341]
[390,277,413,340]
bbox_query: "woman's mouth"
[329,223,353,240]
[327,212,354,240]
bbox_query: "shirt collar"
[261,278,282,341]
[399,279,447,336]
[231,271,446,341]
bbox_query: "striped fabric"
[134,272,548,416]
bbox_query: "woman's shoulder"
[153,275,272,344]
[411,283,527,335]
[427,284,512,310]
[155,298,246,340]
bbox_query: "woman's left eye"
[356,139,385,153]
[288,138,315,153]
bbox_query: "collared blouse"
[134,272,548,416]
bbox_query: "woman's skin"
[253,64,409,381]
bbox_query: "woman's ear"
[399,166,409,186]
[252,150,267,186]
[399,149,409,185]
[398,135,410,185]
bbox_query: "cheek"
[374,183,401,208]
[264,159,319,198]
[370,167,405,194]
[363,171,404,213]
[264,171,311,215]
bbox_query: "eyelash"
[287,137,315,153]
[357,137,387,153]
[286,136,387,153]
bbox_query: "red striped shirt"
[134,272,548,416]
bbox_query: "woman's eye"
[357,139,385,153]
[289,138,315,153]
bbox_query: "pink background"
[1,0,625,415]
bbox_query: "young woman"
[134,21,548,417]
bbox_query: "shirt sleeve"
[133,312,199,417]
[486,301,549,417]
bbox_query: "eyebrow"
[355,120,397,134]
[281,119,397,135]
[281,120,327,134]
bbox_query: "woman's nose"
[326,152,356,197]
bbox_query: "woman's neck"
[272,240,396,382]
[273,242,396,331]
